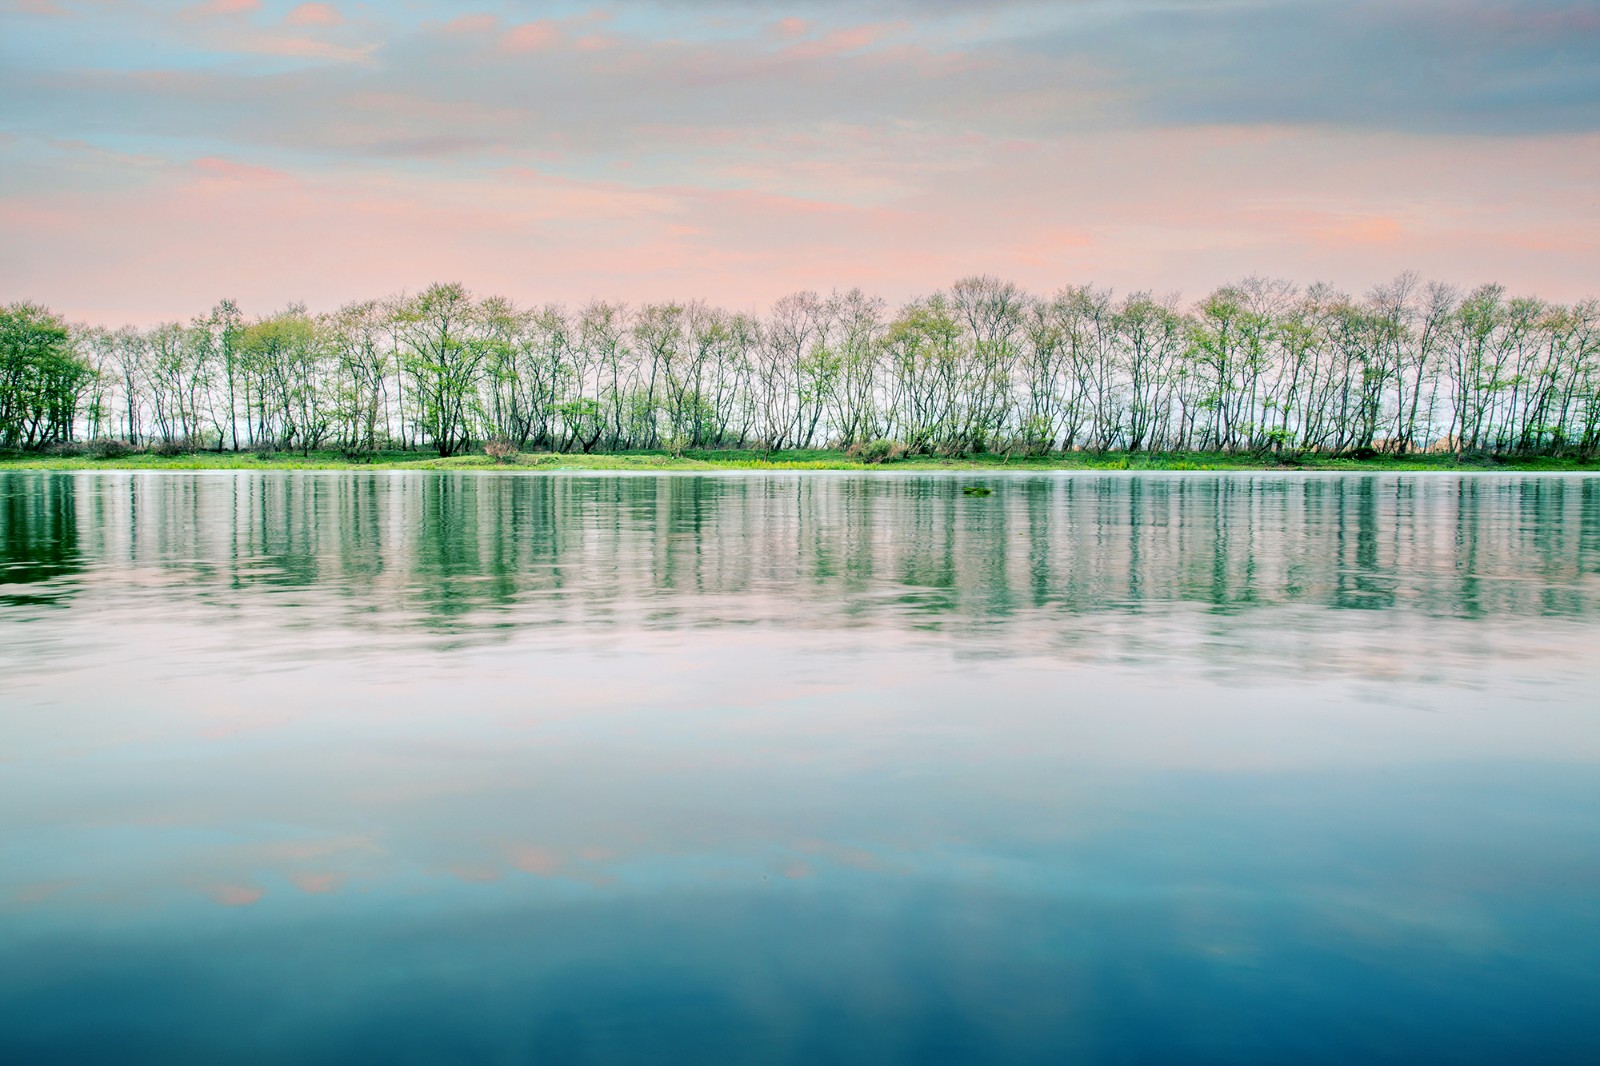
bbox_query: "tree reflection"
[2,473,1596,636]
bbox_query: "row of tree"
[5,275,1599,458]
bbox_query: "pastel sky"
[2,0,1598,324]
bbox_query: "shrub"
[40,440,89,457]
[847,439,908,464]
[483,438,518,462]
[89,439,132,459]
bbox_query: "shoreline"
[1,449,1594,474]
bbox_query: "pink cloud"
[6,129,1597,327]
[14,879,73,904]
[285,2,340,27]
[508,845,564,876]
[193,156,288,182]
[187,0,259,17]
[1007,224,1097,270]
[209,884,264,906]
[783,23,902,60]
[770,17,809,40]
[1316,214,1405,246]
[291,871,345,893]
[223,31,373,61]
[500,20,560,54]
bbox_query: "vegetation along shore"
[0,448,1590,474]
[3,274,1597,464]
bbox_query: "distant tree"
[0,302,93,449]
[398,283,487,457]
[326,300,389,458]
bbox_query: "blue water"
[2,472,1598,1063]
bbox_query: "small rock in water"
[962,485,993,496]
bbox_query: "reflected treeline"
[0,474,81,605]
[3,473,1597,637]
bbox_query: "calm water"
[2,471,1599,1064]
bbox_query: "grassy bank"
[0,447,1593,473]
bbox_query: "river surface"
[2,471,1598,1064]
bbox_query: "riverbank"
[0,448,1593,473]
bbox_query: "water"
[2,471,1598,1064]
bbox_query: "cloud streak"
[0,0,1595,319]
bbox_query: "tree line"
[4,275,1598,458]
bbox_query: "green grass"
[1,446,1593,473]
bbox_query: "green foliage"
[847,438,909,463]
[239,307,327,454]
[10,275,1600,462]
[12,447,1589,474]
[556,398,604,452]
[0,303,94,449]
[399,283,485,457]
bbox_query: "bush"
[483,438,518,462]
[846,439,908,464]
[89,439,132,459]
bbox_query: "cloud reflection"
[1,473,1597,1061]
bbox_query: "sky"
[1,0,1598,324]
